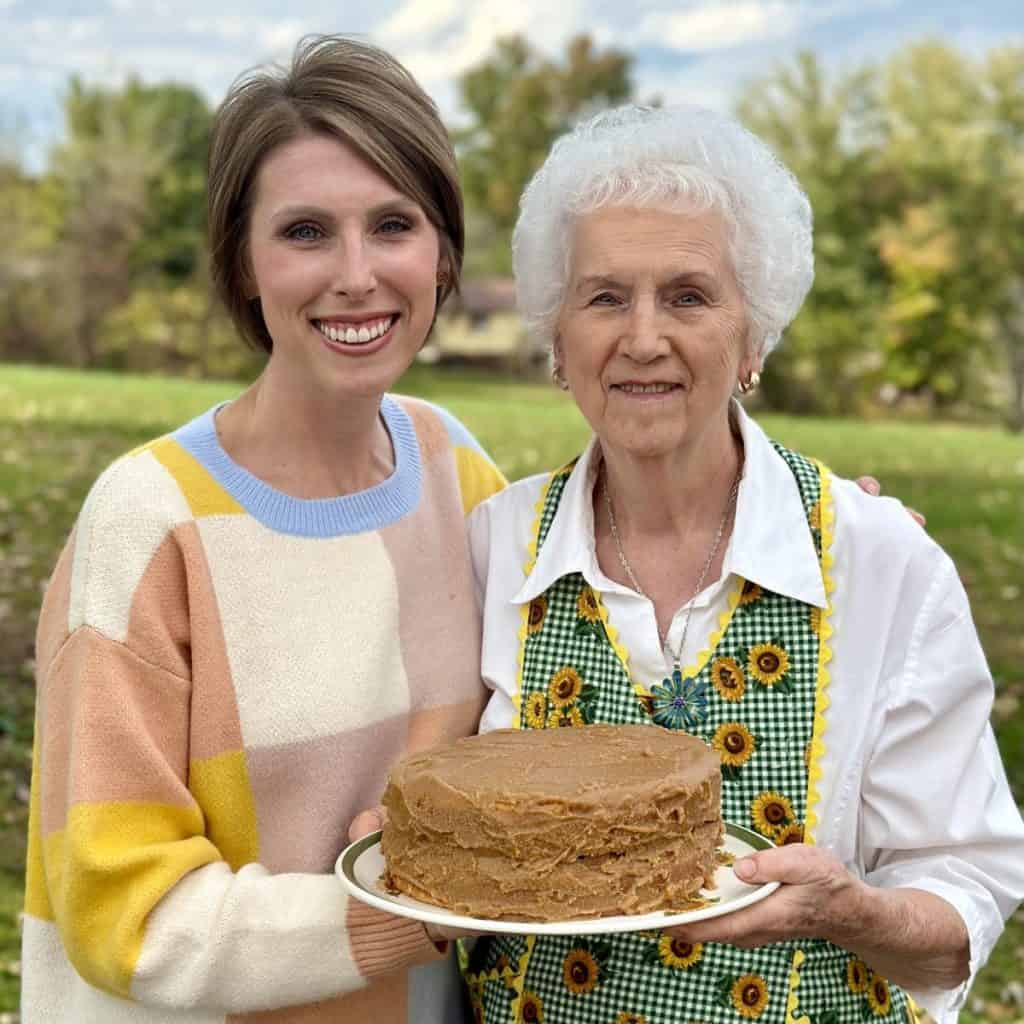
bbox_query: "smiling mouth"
[312,314,398,346]
[612,382,683,394]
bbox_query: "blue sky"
[2,0,1021,169]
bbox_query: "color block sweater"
[22,394,506,1023]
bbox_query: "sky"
[2,0,1021,169]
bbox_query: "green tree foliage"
[62,77,211,280]
[739,42,1024,427]
[737,53,889,415]
[0,161,57,363]
[457,34,633,275]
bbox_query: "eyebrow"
[269,198,421,224]
[574,271,717,294]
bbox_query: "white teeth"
[315,316,395,345]
[618,383,674,393]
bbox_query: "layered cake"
[380,723,723,922]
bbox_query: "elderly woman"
[465,106,1024,1024]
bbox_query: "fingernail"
[734,858,756,880]
[866,480,880,496]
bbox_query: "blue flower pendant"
[650,664,708,731]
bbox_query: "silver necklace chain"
[602,463,741,669]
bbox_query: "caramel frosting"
[381,723,723,921]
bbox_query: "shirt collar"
[511,402,828,609]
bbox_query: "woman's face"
[555,204,753,462]
[246,133,442,401]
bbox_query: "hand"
[664,845,862,948]
[425,923,490,943]
[856,476,926,527]
[348,806,387,843]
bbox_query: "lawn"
[0,362,1021,1020]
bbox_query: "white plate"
[335,822,779,936]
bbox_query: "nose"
[621,297,669,363]
[331,232,377,298]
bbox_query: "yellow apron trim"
[624,574,744,699]
[512,468,562,728]
[785,948,812,1024]
[508,934,538,1022]
[805,461,836,846]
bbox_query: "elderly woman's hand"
[665,845,969,992]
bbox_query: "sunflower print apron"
[463,443,915,1024]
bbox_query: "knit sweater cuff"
[346,900,447,978]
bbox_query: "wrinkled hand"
[664,845,863,948]
[856,476,925,526]
[348,806,387,843]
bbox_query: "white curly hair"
[511,104,814,360]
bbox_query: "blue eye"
[675,292,703,306]
[286,222,323,242]
[378,216,412,234]
[590,292,619,306]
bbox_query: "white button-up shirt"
[468,403,1024,1022]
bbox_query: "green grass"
[1,362,1022,1020]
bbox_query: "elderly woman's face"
[556,204,750,461]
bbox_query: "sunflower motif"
[520,991,544,1022]
[527,596,548,635]
[651,667,708,730]
[731,974,770,1019]
[657,936,703,969]
[846,958,870,994]
[525,692,548,729]
[711,723,756,767]
[563,947,599,994]
[776,822,805,845]
[747,643,790,686]
[615,1015,648,1024]
[867,976,892,1016]
[809,500,822,530]
[750,791,795,838]
[739,580,763,606]
[711,657,747,702]
[494,953,510,975]
[548,705,585,728]
[577,586,601,624]
[809,606,822,636]
[548,667,584,707]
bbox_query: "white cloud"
[636,2,801,52]
[383,0,586,109]
[376,0,463,43]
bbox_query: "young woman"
[21,36,504,1023]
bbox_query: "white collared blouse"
[467,403,1024,1022]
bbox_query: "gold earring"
[738,370,761,394]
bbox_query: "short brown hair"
[208,35,464,353]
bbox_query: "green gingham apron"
[463,443,914,1024]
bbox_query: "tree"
[457,34,633,274]
[62,78,211,280]
[736,52,889,415]
[42,77,212,367]
[877,41,1024,425]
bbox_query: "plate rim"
[336,821,779,935]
